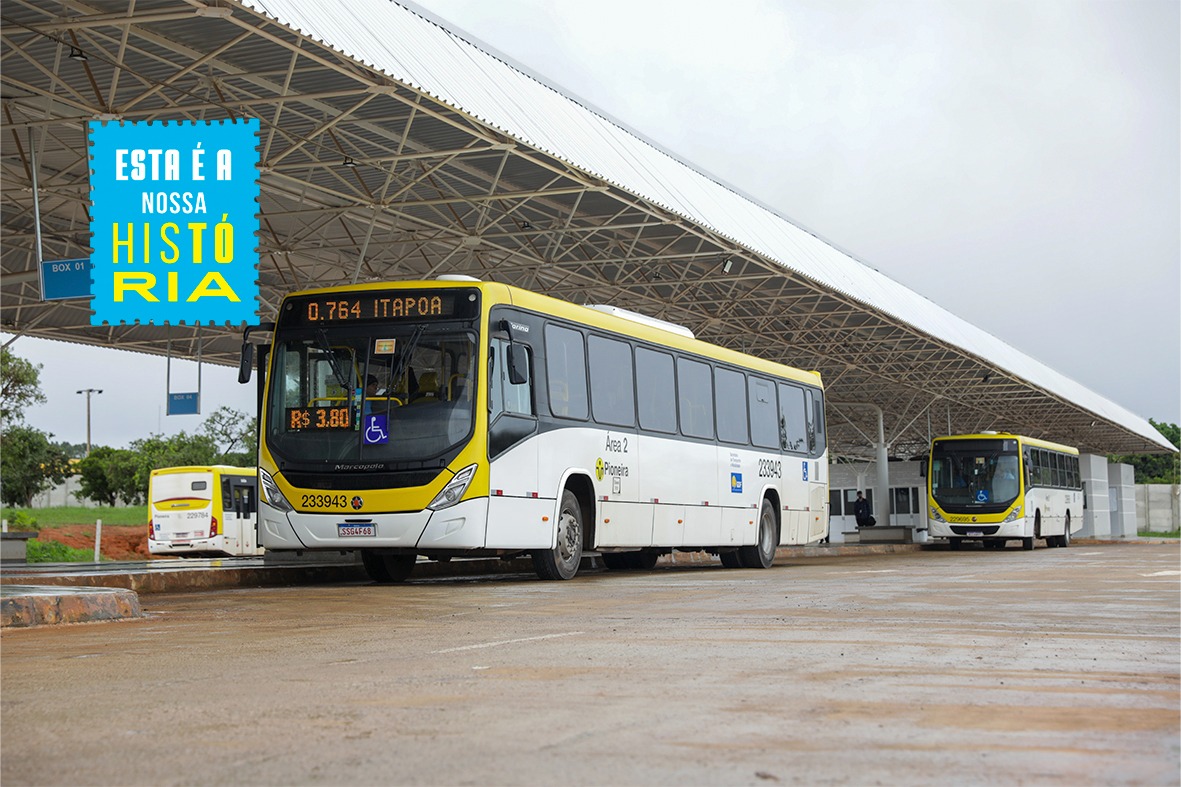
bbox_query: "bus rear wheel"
[532,489,583,580]
[1060,514,1071,548]
[362,551,415,583]
[737,499,777,569]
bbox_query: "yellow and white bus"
[243,278,828,582]
[148,465,261,557]
[926,433,1082,550]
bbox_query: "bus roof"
[281,279,823,388]
[932,433,1079,456]
[149,465,257,477]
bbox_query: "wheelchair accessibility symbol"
[975,489,990,503]
[363,414,389,445]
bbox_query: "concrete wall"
[1106,463,1137,538]
[31,476,133,509]
[1135,484,1180,533]
[1078,453,1111,539]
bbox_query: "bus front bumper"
[928,520,1026,539]
[259,497,490,551]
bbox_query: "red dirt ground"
[36,525,155,561]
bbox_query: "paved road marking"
[432,631,584,654]
[1139,570,1181,577]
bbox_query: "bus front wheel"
[533,489,583,580]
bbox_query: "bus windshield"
[266,327,477,468]
[930,438,1021,510]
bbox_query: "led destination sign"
[287,406,352,431]
[281,289,478,327]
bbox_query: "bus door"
[223,474,260,554]
[485,323,545,549]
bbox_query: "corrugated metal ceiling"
[0,0,1170,455]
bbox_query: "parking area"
[2,543,1178,785]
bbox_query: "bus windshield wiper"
[390,325,426,396]
[315,327,352,397]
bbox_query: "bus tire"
[1060,514,1071,548]
[737,498,777,569]
[949,538,962,551]
[362,551,415,583]
[720,551,743,568]
[532,489,583,580]
[1022,537,1035,551]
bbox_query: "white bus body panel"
[263,427,829,554]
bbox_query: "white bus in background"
[926,433,1082,550]
[148,466,262,557]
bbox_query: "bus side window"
[777,383,807,453]
[490,338,533,420]
[748,377,778,449]
[544,324,588,420]
[804,389,816,454]
[812,388,826,457]
[677,356,714,439]
[637,347,676,433]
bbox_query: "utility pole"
[76,388,103,456]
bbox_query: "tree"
[199,406,257,465]
[1110,419,1180,484]
[76,446,143,506]
[127,431,219,494]
[0,347,46,423]
[54,440,89,460]
[0,425,71,507]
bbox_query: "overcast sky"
[9,0,1179,449]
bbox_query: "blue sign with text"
[41,258,91,301]
[167,392,200,416]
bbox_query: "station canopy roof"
[2,0,1172,457]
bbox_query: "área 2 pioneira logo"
[88,118,260,325]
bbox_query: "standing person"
[854,491,876,527]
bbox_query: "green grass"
[26,538,107,563]
[1,505,148,529]
[1138,529,1180,538]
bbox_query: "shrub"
[26,538,99,563]
[6,510,38,531]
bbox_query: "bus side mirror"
[918,462,926,479]
[507,344,528,385]
[237,322,275,385]
[238,341,253,384]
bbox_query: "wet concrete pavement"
[2,543,1178,785]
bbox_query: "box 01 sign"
[88,119,260,326]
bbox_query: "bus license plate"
[337,524,376,537]
[966,531,983,537]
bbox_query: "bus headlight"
[428,464,477,511]
[259,468,294,513]
[929,506,945,523]
[1002,506,1023,523]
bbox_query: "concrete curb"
[1,585,143,628]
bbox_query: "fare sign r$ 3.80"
[88,119,260,325]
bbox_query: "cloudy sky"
[10,0,1179,449]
